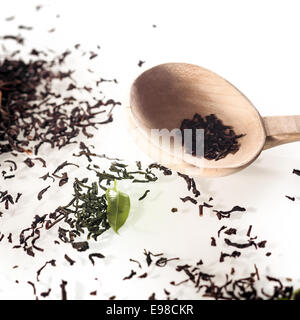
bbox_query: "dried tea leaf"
[88,253,105,265]
[138,190,150,201]
[72,241,89,252]
[37,186,50,200]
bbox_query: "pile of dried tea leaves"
[0,55,119,155]
[15,159,160,257]
[180,113,245,161]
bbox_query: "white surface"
[1,0,300,299]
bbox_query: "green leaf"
[106,180,130,234]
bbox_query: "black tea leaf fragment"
[129,258,142,269]
[211,237,216,247]
[27,281,37,298]
[72,241,89,252]
[217,225,227,238]
[40,289,51,298]
[224,228,237,236]
[4,174,15,180]
[7,233,12,243]
[198,205,203,216]
[285,195,295,201]
[170,279,189,286]
[257,240,267,248]
[88,253,105,265]
[219,250,241,262]
[15,193,22,203]
[148,293,156,300]
[292,169,300,176]
[36,259,56,281]
[60,280,68,300]
[4,160,17,171]
[52,161,79,177]
[224,238,256,249]
[231,251,241,258]
[39,172,55,182]
[18,25,33,30]
[89,52,98,60]
[138,190,150,201]
[143,249,163,267]
[138,272,148,279]
[24,158,35,168]
[34,157,47,167]
[202,202,213,208]
[196,259,203,266]
[123,270,137,280]
[149,163,172,175]
[247,225,253,237]
[155,257,180,267]
[213,205,246,220]
[177,172,192,191]
[64,254,75,266]
[59,173,68,186]
[37,186,50,200]
[180,196,197,205]
[2,34,24,44]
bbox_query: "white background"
[1,0,300,300]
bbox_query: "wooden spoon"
[127,63,300,177]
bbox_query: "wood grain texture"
[263,116,300,149]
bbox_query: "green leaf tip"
[106,181,130,234]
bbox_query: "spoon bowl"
[128,63,300,177]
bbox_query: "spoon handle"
[263,115,300,149]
